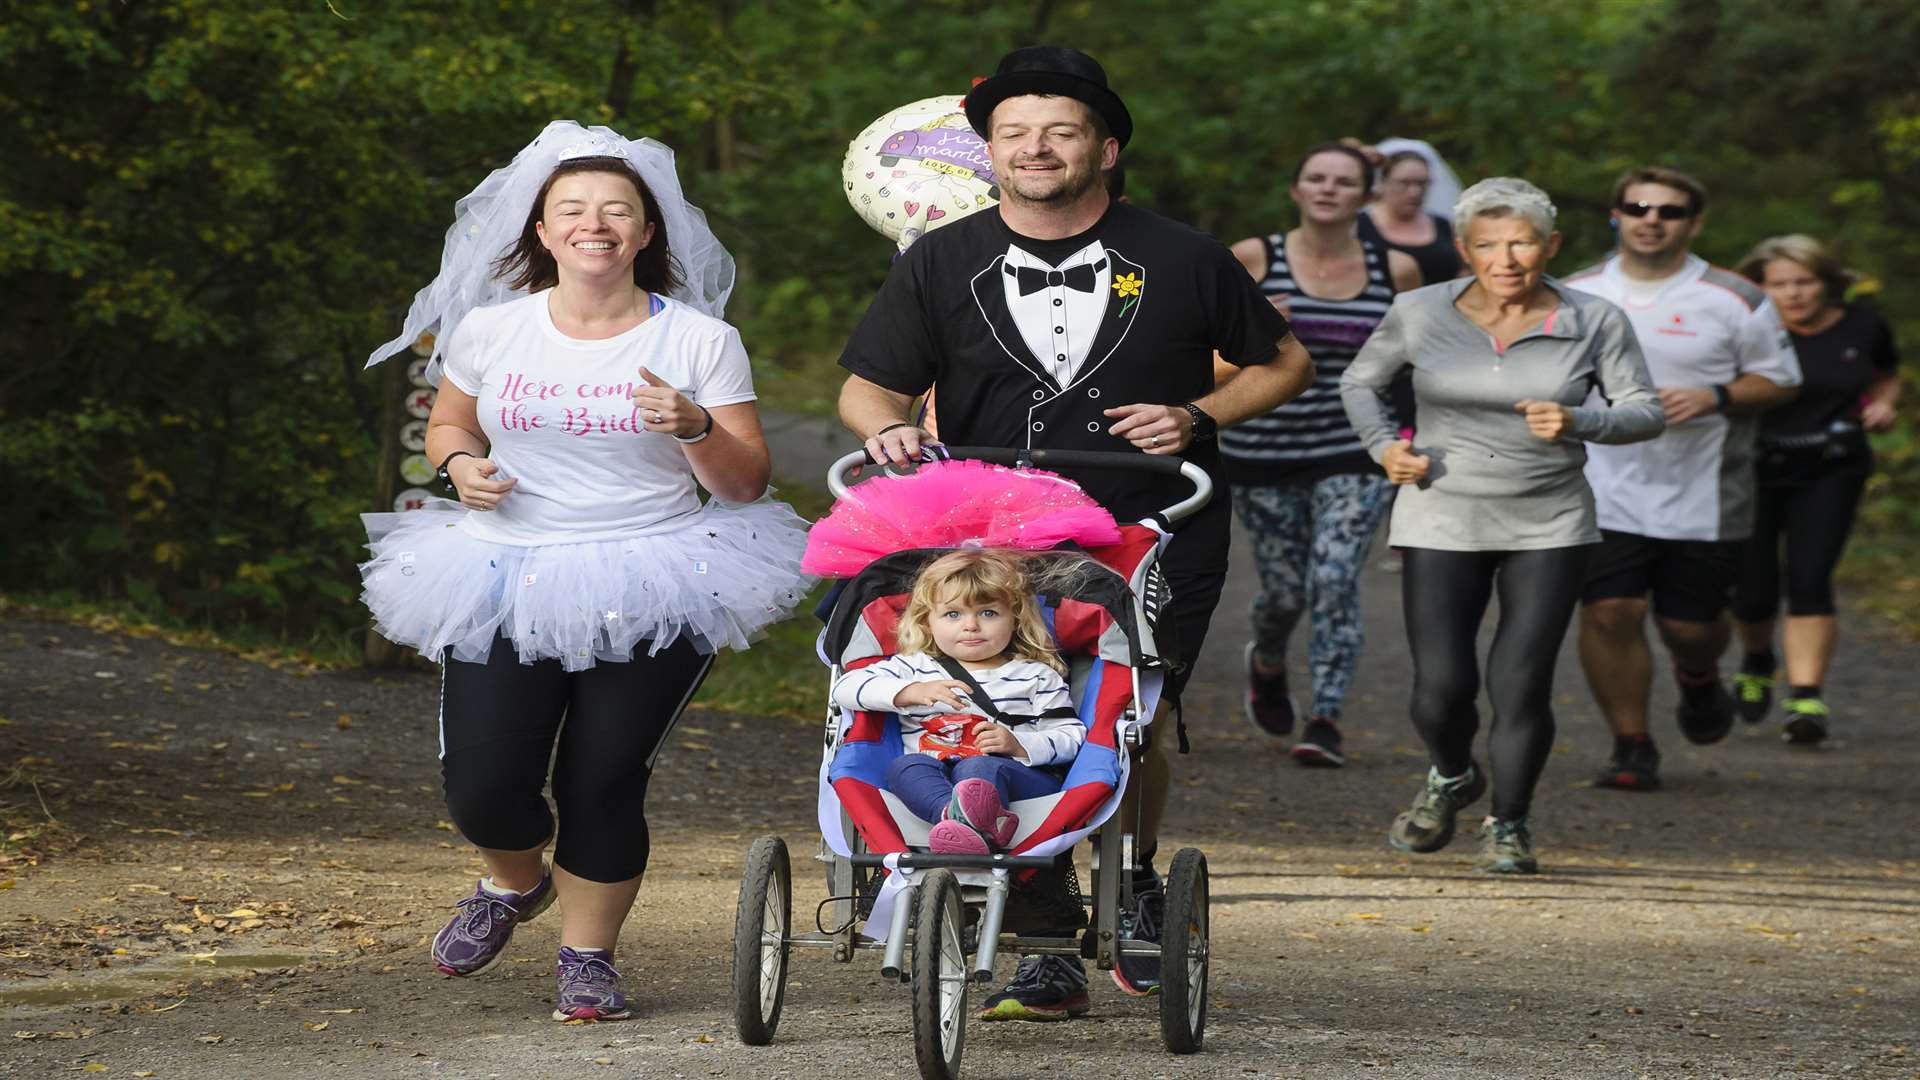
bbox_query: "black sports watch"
[1182,402,1218,441]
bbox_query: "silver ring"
[1149,434,1161,447]
[647,410,663,424]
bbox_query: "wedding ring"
[647,410,664,424]
[1149,434,1161,447]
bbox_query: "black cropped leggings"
[1402,546,1589,821]
[438,634,713,883]
[1732,465,1869,621]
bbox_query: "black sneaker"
[1387,763,1488,852]
[978,954,1090,1021]
[1244,643,1296,738]
[1733,671,1774,724]
[1675,670,1735,745]
[1111,871,1162,997]
[1781,696,1830,745]
[1290,718,1345,767]
[1595,735,1661,791]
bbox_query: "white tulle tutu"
[360,497,814,670]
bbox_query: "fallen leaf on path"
[218,909,260,919]
[303,1020,329,1031]
[81,1064,108,1073]
[196,1034,223,1043]
[1348,912,1383,920]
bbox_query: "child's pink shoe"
[944,778,1019,850]
[927,820,992,854]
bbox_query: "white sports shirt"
[1565,255,1802,541]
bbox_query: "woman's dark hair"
[1381,150,1430,179]
[492,156,684,295]
[1291,142,1375,197]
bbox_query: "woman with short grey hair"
[1341,177,1665,873]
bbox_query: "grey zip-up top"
[1341,277,1665,551]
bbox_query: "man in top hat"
[838,45,1313,1019]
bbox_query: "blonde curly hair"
[897,549,1065,675]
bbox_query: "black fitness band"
[436,450,477,494]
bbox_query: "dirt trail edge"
[4,428,1917,1079]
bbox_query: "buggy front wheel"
[1158,847,1210,1054]
[731,835,791,1046]
[911,868,968,1080]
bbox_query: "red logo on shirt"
[1656,312,1698,337]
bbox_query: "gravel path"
[3,419,1915,1079]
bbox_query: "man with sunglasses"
[1566,166,1801,791]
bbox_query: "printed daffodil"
[1112,272,1142,298]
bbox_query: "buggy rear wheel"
[1158,847,1210,1054]
[911,869,968,1080]
[731,835,791,1046]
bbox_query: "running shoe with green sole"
[1781,696,1830,745]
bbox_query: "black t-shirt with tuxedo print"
[839,202,1292,571]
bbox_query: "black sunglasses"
[1616,201,1697,221]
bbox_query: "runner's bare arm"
[1195,334,1314,429]
[838,373,929,467]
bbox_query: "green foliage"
[2,0,1915,657]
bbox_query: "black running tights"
[1402,546,1589,821]
[438,634,713,883]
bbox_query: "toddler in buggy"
[829,549,1084,856]
[731,447,1215,1080]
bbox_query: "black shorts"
[1581,529,1741,623]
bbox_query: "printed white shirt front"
[1000,241,1112,387]
[1566,254,1801,541]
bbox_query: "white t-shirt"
[440,291,758,546]
[1566,255,1802,541]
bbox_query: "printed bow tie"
[1014,263,1097,295]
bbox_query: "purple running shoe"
[553,946,631,1022]
[431,874,554,977]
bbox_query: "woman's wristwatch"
[1182,402,1218,441]
[674,405,714,444]
[436,450,476,494]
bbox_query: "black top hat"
[963,45,1132,149]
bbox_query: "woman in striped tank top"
[1224,143,1423,765]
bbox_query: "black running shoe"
[1675,671,1735,745]
[1733,671,1774,724]
[1244,643,1296,738]
[1290,719,1345,767]
[1595,735,1661,791]
[979,954,1090,1021]
[1111,871,1163,997]
[1781,696,1830,745]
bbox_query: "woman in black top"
[1357,151,1461,435]
[1357,151,1461,287]
[1731,234,1903,743]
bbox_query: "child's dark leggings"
[438,633,712,883]
[1402,545,1589,821]
[886,753,1063,823]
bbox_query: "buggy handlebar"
[826,445,1214,526]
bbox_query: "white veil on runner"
[1374,137,1463,222]
[365,120,736,383]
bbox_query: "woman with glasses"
[1223,143,1422,767]
[1342,178,1664,873]
[1358,150,1463,287]
[1730,235,1903,743]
